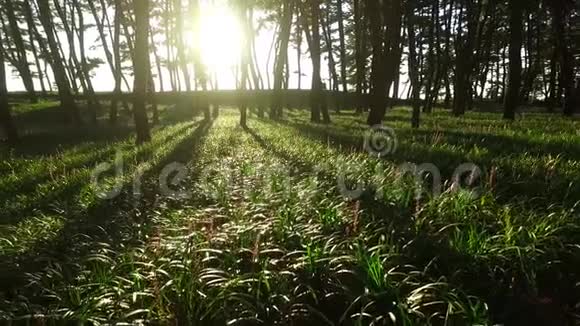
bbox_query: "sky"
[5,0,418,98]
[5,2,325,93]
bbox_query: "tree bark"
[4,0,37,103]
[0,27,18,143]
[174,0,191,91]
[366,0,386,125]
[272,0,294,119]
[504,0,523,120]
[452,0,478,116]
[22,1,46,96]
[547,45,558,112]
[322,9,338,92]
[36,0,80,123]
[551,0,576,116]
[366,0,402,125]
[73,0,101,124]
[307,0,328,123]
[133,0,152,144]
[238,1,251,127]
[110,0,123,124]
[336,0,348,92]
[407,3,421,128]
[353,0,366,113]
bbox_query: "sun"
[194,5,242,69]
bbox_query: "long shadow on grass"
[3,125,136,157]
[243,125,420,323]
[0,119,213,299]
[244,123,415,225]
[5,102,166,158]
[0,123,195,226]
[400,128,580,161]
[405,228,579,325]
[273,119,580,208]
[246,121,578,325]
[0,128,140,208]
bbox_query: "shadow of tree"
[245,120,579,326]
[0,122,197,226]
[0,119,213,300]
[270,119,580,208]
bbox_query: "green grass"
[1,107,579,325]
[10,99,60,115]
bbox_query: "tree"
[3,0,37,103]
[272,0,294,119]
[22,0,47,96]
[112,0,124,124]
[0,25,17,143]
[336,0,348,93]
[132,0,152,144]
[36,0,80,123]
[452,0,479,116]
[238,0,251,127]
[304,0,329,123]
[353,0,368,113]
[504,0,524,120]
[366,0,402,125]
[174,0,191,92]
[72,0,102,123]
[549,0,576,116]
[407,1,421,128]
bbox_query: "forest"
[1,0,580,324]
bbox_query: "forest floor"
[1,105,580,325]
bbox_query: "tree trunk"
[452,0,478,116]
[366,0,386,125]
[110,0,123,124]
[150,26,165,92]
[407,3,421,128]
[73,0,101,124]
[189,0,210,120]
[0,28,17,143]
[36,0,80,123]
[53,0,89,96]
[504,0,523,120]
[308,0,328,123]
[422,0,438,113]
[547,45,558,112]
[337,0,348,93]
[296,15,303,90]
[272,0,294,119]
[23,2,46,96]
[322,10,338,92]
[551,1,575,116]
[238,1,251,127]
[367,0,402,125]
[133,0,152,144]
[354,0,367,113]
[174,0,191,91]
[4,0,37,103]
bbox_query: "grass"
[0,106,579,325]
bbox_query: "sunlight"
[193,5,241,70]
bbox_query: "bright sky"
[5,1,323,92]
[5,1,414,96]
